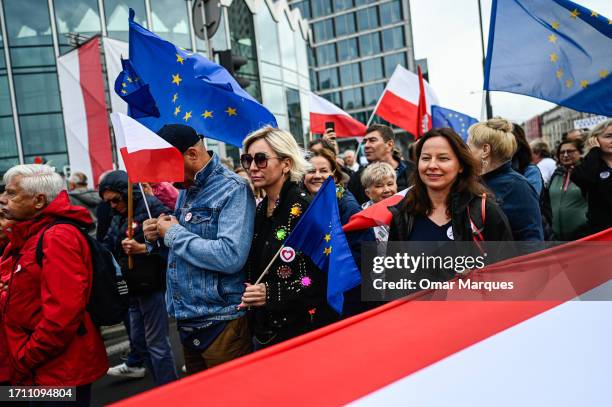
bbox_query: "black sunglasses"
[106,196,122,205]
[241,153,281,170]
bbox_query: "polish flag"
[373,65,439,136]
[342,188,409,232]
[114,228,612,406]
[416,65,430,138]
[57,37,113,187]
[110,112,184,183]
[310,92,367,137]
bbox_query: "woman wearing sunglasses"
[239,127,338,349]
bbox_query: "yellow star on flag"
[122,82,127,88]
[172,73,182,86]
[551,21,560,30]
[127,76,133,83]
[548,34,558,43]
[565,79,573,88]
[570,9,580,19]
[549,53,558,62]
[176,54,184,64]
[580,80,589,88]
[600,70,609,79]
[556,69,564,79]
[183,111,192,121]
[172,93,178,103]
[323,247,332,256]
[121,89,127,94]
[174,105,181,116]
[324,234,331,242]
[225,107,237,116]
[201,110,213,118]
[591,11,598,17]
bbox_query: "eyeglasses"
[106,196,122,205]
[241,153,281,170]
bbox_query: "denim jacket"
[163,153,255,321]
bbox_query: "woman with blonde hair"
[239,127,337,348]
[468,117,543,241]
[571,119,612,234]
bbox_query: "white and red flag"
[343,188,409,232]
[110,112,184,183]
[57,37,113,187]
[309,92,367,137]
[416,65,430,138]
[373,65,439,136]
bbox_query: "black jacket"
[348,158,416,205]
[388,189,514,242]
[99,171,169,295]
[244,181,338,345]
[571,147,612,234]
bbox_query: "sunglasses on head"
[241,152,281,170]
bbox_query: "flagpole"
[254,245,284,285]
[137,183,153,219]
[366,90,386,128]
[127,179,134,270]
[478,0,493,119]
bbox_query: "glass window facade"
[104,0,147,41]
[335,0,354,11]
[150,0,191,49]
[380,0,403,25]
[382,27,405,51]
[357,7,378,31]
[286,88,303,145]
[335,13,355,37]
[318,68,339,90]
[359,32,381,57]
[384,52,407,76]
[313,19,334,43]
[339,63,361,86]
[361,58,383,81]
[342,87,363,110]
[322,91,341,107]
[363,82,385,106]
[54,0,102,54]
[228,0,261,101]
[311,0,332,18]
[316,44,336,66]
[337,38,358,62]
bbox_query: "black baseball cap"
[156,124,202,153]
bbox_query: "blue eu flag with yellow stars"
[431,106,478,141]
[484,0,612,116]
[283,178,361,315]
[114,58,160,119]
[119,9,277,146]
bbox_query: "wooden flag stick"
[127,179,134,270]
[254,245,284,285]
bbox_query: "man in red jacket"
[0,164,108,405]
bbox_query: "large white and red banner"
[309,92,367,137]
[373,65,439,136]
[114,229,612,406]
[58,37,113,187]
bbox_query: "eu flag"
[114,58,160,119]
[119,9,277,147]
[283,178,361,315]
[431,105,478,141]
[484,0,612,116]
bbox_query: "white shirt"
[537,157,557,186]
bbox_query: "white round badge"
[446,226,454,240]
[600,171,610,180]
[185,212,193,222]
[280,247,296,263]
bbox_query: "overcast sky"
[410,0,612,123]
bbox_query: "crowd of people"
[0,117,610,405]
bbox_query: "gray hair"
[361,162,396,189]
[243,126,308,182]
[3,164,65,202]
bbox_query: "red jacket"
[0,191,108,385]
[0,246,10,382]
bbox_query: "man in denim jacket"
[143,124,255,374]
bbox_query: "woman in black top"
[240,127,337,349]
[389,128,513,243]
[571,119,612,235]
